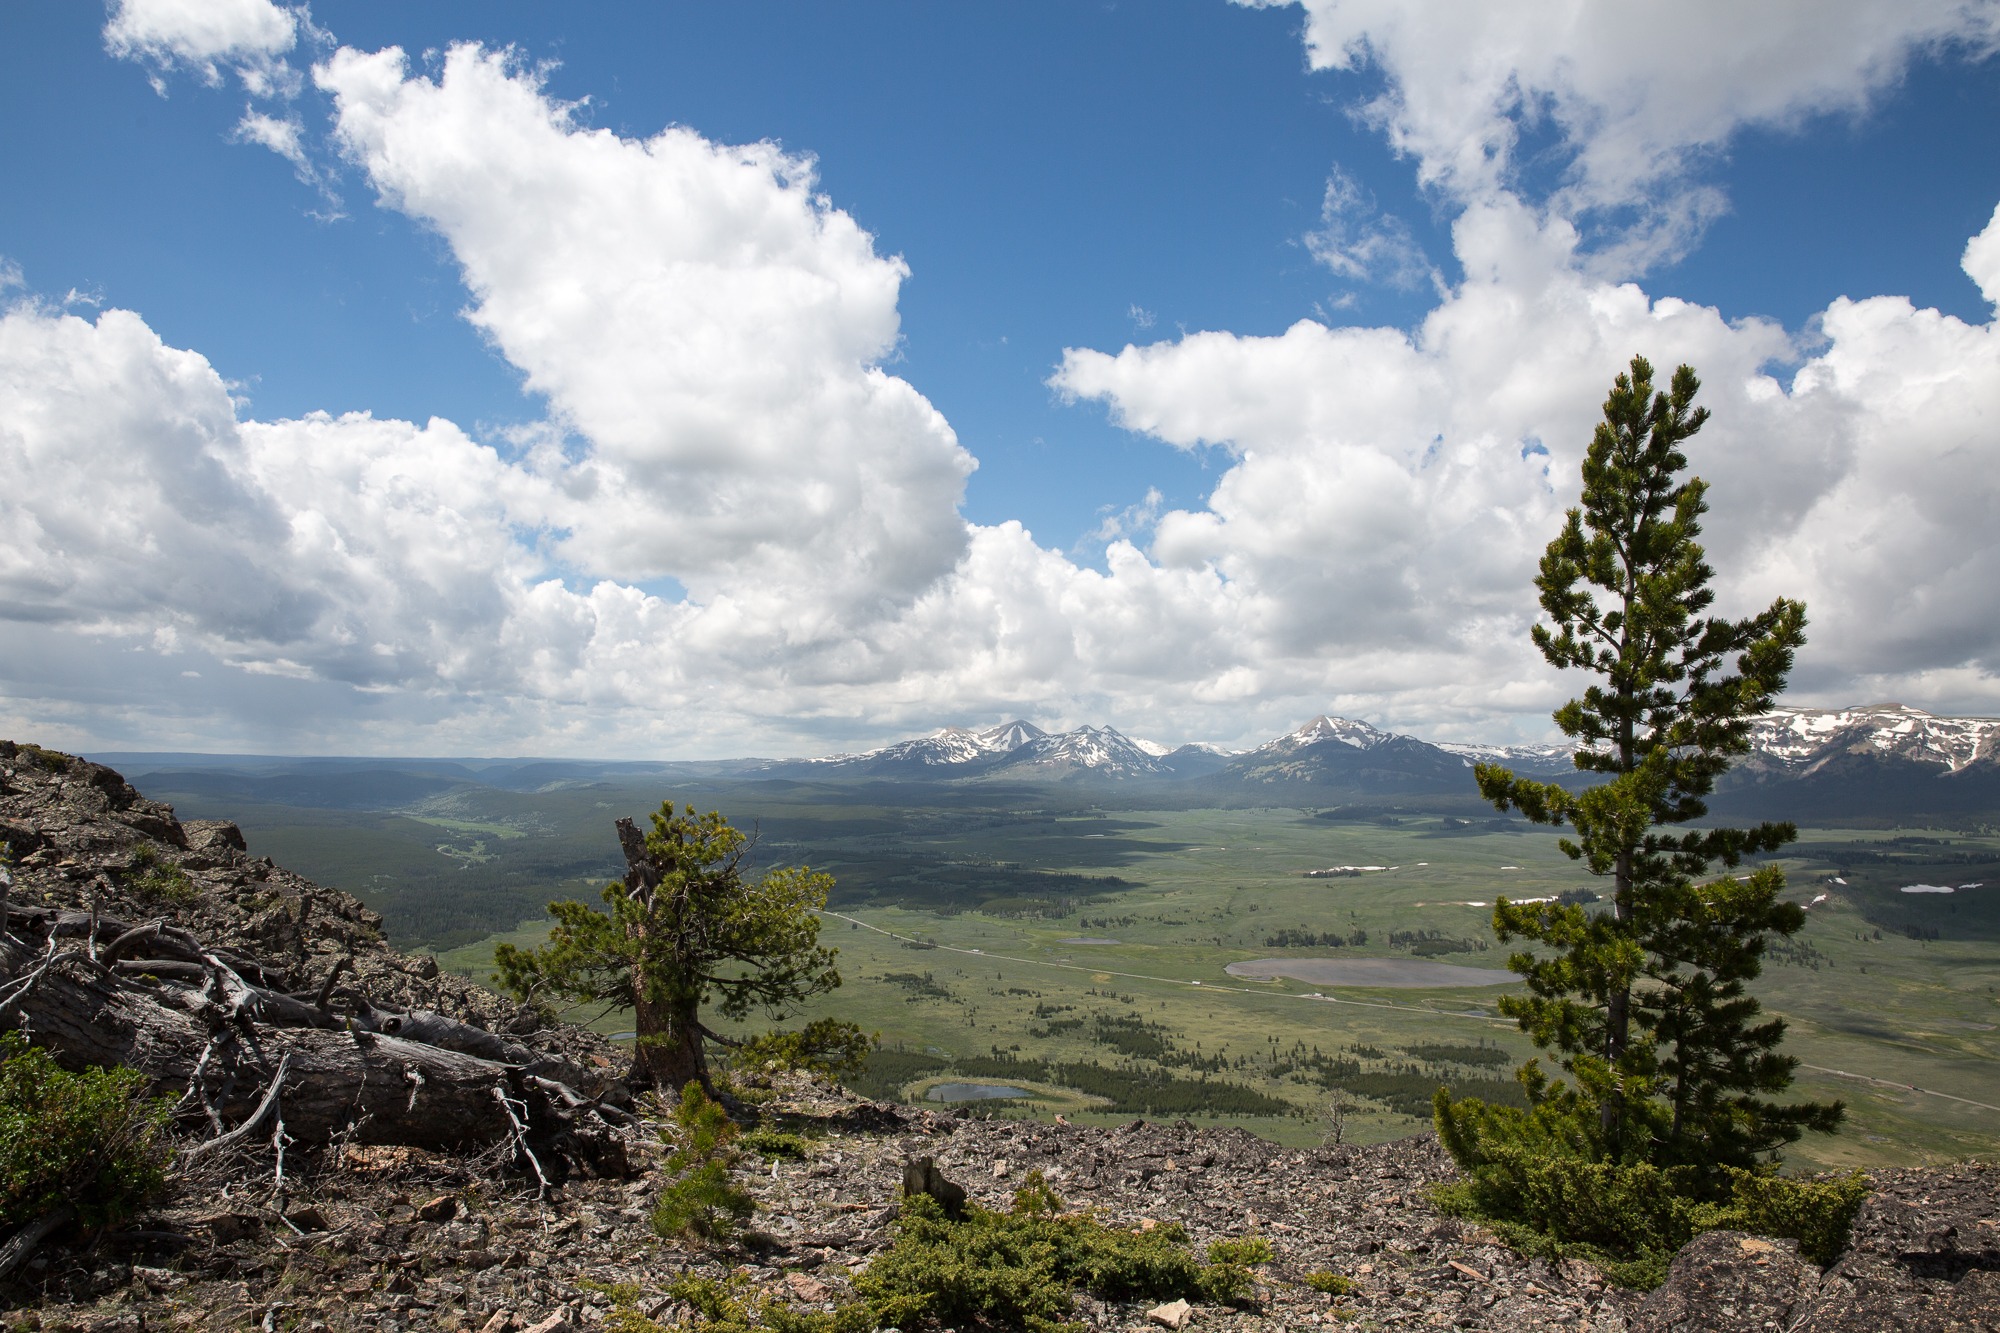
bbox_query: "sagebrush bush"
[0,1033,173,1228]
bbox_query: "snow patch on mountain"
[1750,705,2000,772]
[1436,740,1574,765]
[805,719,1044,769]
[976,720,1046,752]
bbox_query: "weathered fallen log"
[0,921,629,1178]
[347,1001,542,1064]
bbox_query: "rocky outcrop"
[0,741,635,1209]
[0,740,576,1039]
[10,1084,1990,1331]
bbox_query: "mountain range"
[99,703,2000,823]
[769,703,2000,817]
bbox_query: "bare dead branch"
[186,1052,291,1162]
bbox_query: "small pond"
[1058,937,1121,946]
[926,1082,1031,1102]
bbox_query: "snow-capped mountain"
[1715,703,2000,821]
[786,720,1221,781]
[782,705,2000,814]
[992,725,1171,778]
[977,720,1047,752]
[803,720,1044,773]
[1256,715,1393,757]
[1434,706,2000,776]
[1747,705,2000,772]
[1220,714,1474,794]
[1435,740,1575,770]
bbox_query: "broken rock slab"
[1630,1231,1819,1332]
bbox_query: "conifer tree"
[495,802,863,1094]
[1439,356,1841,1172]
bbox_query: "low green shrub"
[11,743,67,773]
[620,1171,1275,1332]
[0,1033,173,1228]
[650,1084,755,1243]
[1303,1270,1357,1296]
[126,844,200,908]
[1429,1102,1871,1288]
[853,1170,1262,1333]
[740,1128,811,1160]
[636,1273,871,1333]
[1198,1236,1274,1302]
[1713,1169,1871,1267]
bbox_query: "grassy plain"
[408,794,2000,1168]
[132,763,1997,1167]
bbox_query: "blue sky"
[2,1,1998,756]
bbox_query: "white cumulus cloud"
[1054,196,2000,733]
[105,0,299,94]
[1242,0,2000,269]
[316,45,976,633]
[15,19,2000,756]
[1964,202,2000,305]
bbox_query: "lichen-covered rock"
[1791,1162,2000,1331]
[1631,1231,1819,1331]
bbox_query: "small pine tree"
[1438,357,1841,1176]
[650,1083,755,1242]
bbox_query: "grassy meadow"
[399,792,1999,1169]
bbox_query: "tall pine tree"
[1438,357,1840,1176]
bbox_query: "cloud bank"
[1242,0,2000,269]
[3,8,1996,755]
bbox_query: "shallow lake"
[926,1082,1030,1102]
[1058,937,1121,945]
[1225,957,1513,988]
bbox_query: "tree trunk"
[633,989,708,1095]
[1602,848,1634,1154]
[1602,690,1638,1157]
[616,815,711,1098]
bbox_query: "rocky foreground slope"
[1,742,1995,1332]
